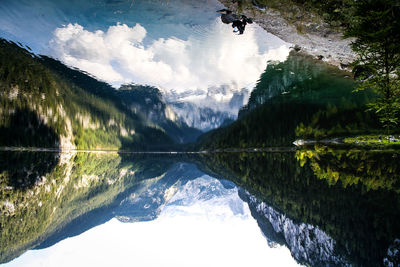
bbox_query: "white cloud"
[49,21,290,93]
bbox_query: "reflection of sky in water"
[0,0,290,94]
[0,0,227,50]
[4,176,300,267]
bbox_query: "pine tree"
[345,0,400,130]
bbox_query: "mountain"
[0,38,197,150]
[33,162,250,251]
[0,154,237,263]
[115,84,202,144]
[196,51,381,149]
[164,86,250,131]
[169,101,235,132]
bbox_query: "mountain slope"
[0,39,176,150]
[196,51,381,149]
[116,84,202,144]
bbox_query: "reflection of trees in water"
[196,151,400,266]
[0,108,60,148]
[0,152,176,263]
[296,146,400,193]
[0,151,59,189]
[1,150,399,266]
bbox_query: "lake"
[1,149,399,266]
[1,0,399,266]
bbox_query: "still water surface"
[1,149,399,266]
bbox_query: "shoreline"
[0,146,296,153]
[218,0,356,69]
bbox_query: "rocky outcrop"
[241,190,350,266]
[218,0,356,68]
[384,239,400,267]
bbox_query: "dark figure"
[217,9,239,24]
[231,20,243,34]
[232,15,253,34]
[217,10,253,35]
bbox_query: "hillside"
[0,39,196,151]
[116,84,202,144]
[196,51,382,149]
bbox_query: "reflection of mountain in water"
[240,189,349,266]
[33,158,351,267]
[114,163,351,267]
[0,152,177,263]
[115,163,204,222]
[2,151,400,267]
[195,151,400,266]
[0,0,288,133]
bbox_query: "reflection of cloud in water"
[5,176,300,267]
[0,0,290,126]
[49,21,290,94]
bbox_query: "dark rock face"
[241,190,350,266]
[116,84,202,143]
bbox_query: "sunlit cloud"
[49,21,290,93]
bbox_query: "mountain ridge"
[0,39,201,150]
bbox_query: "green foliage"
[345,0,400,130]
[238,0,354,30]
[74,128,121,150]
[0,151,59,189]
[296,146,400,192]
[344,134,400,148]
[197,52,381,149]
[290,0,354,27]
[0,108,59,148]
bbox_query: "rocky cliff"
[218,0,355,68]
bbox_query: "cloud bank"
[49,21,290,93]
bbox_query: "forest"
[196,52,383,149]
[0,39,183,151]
